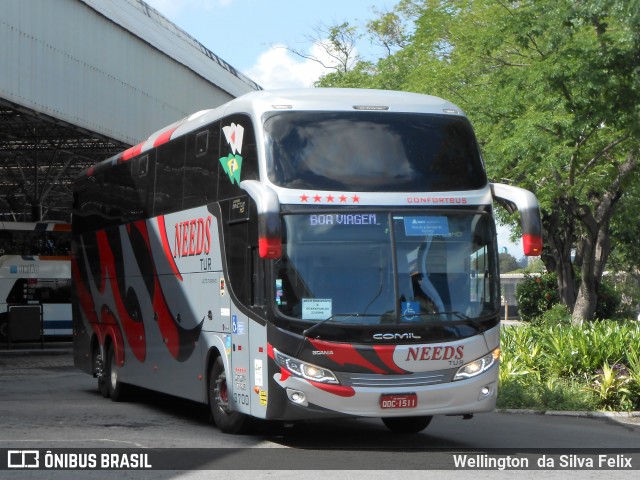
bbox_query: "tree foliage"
[315,0,640,321]
[499,252,519,274]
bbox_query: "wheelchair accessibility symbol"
[402,301,420,322]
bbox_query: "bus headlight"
[273,349,339,384]
[454,348,500,381]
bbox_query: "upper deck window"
[264,111,487,192]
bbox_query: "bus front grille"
[336,369,455,388]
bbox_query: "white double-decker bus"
[72,89,541,434]
[0,222,72,340]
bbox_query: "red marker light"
[523,234,542,256]
[259,237,282,259]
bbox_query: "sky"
[144,0,390,89]
[143,0,523,258]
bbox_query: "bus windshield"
[273,212,499,327]
[0,223,70,256]
[264,111,487,192]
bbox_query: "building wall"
[0,0,259,144]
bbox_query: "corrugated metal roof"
[79,0,261,97]
[0,0,261,221]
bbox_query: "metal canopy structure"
[0,0,260,222]
[0,99,128,221]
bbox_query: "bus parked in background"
[72,89,541,434]
[0,222,72,340]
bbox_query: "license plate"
[380,393,417,409]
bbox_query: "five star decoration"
[299,194,360,203]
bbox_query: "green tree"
[317,0,640,322]
[288,22,362,74]
[499,252,519,274]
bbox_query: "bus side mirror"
[240,180,282,259]
[490,183,542,256]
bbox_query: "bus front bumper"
[273,364,498,419]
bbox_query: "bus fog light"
[286,389,308,405]
[481,386,490,396]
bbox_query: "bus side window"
[226,217,250,306]
[132,153,154,219]
[74,174,103,234]
[103,162,133,226]
[251,247,266,307]
[154,137,186,216]
[184,126,220,209]
[223,199,263,309]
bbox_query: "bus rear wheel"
[93,347,108,398]
[209,356,251,434]
[105,343,128,402]
[382,416,433,434]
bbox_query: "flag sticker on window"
[220,123,244,185]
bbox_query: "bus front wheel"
[382,416,433,434]
[209,356,251,434]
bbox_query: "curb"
[496,408,640,428]
[0,348,72,356]
[0,343,72,357]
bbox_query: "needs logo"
[173,216,212,258]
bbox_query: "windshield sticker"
[401,301,421,321]
[254,359,263,387]
[404,216,449,236]
[302,298,332,320]
[232,315,245,335]
[220,153,243,185]
[222,123,244,155]
[275,279,284,305]
[309,214,378,226]
[220,123,244,185]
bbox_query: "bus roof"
[85,89,466,176]
[174,88,465,138]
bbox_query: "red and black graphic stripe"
[308,338,408,375]
[127,219,203,362]
[95,230,146,362]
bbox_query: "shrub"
[516,272,623,321]
[516,272,560,321]
[532,303,571,327]
[594,278,622,320]
[591,363,634,411]
[499,320,640,411]
[497,375,598,411]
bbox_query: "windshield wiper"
[294,313,382,358]
[402,311,487,330]
[302,312,383,338]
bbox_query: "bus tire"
[382,416,433,434]
[209,356,251,434]
[105,343,128,402]
[93,348,108,398]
